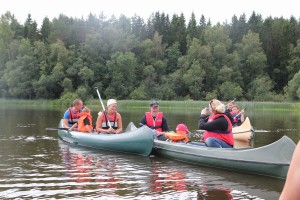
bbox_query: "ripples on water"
[0,133,275,200]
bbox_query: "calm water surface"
[0,105,299,199]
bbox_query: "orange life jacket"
[77,112,93,132]
[203,113,234,146]
[165,131,189,143]
[145,112,163,132]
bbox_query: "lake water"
[0,105,299,199]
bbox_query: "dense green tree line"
[0,11,299,102]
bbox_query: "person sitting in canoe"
[139,100,169,140]
[69,107,93,133]
[95,99,123,134]
[164,124,190,143]
[63,99,83,129]
[198,99,234,148]
[231,104,245,126]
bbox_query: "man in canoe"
[95,99,123,134]
[198,99,234,148]
[140,100,169,140]
[63,99,83,129]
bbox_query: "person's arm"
[115,113,123,134]
[280,141,300,200]
[240,109,245,123]
[199,116,228,132]
[69,122,77,131]
[140,115,146,127]
[63,110,70,128]
[161,117,169,132]
[96,112,106,133]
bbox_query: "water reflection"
[149,160,188,193]
[59,140,258,199]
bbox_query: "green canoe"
[57,119,154,156]
[153,135,296,179]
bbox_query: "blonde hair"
[209,99,225,113]
[82,107,90,113]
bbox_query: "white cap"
[107,99,117,107]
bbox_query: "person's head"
[176,124,190,135]
[227,101,235,111]
[107,99,117,112]
[231,105,240,114]
[73,99,83,112]
[149,100,159,117]
[209,99,225,114]
[82,107,90,113]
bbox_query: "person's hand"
[151,129,157,137]
[107,127,116,134]
[201,108,208,115]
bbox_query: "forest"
[0,11,299,102]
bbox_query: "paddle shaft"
[226,98,236,107]
[45,127,69,131]
[95,87,112,128]
[233,108,246,119]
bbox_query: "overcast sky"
[1,0,299,26]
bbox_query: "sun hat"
[107,99,117,107]
[149,100,159,107]
[176,124,190,133]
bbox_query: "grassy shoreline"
[1,98,300,111]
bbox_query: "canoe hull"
[58,120,154,156]
[232,117,254,142]
[153,136,295,179]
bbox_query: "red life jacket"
[203,113,234,146]
[101,111,118,129]
[232,115,239,123]
[145,112,163,132]
[68,107,81,124]
[77,112,93,132]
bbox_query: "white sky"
[1,0,299,27]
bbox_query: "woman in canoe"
[198,99,234,148]
[95,99,123,134]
